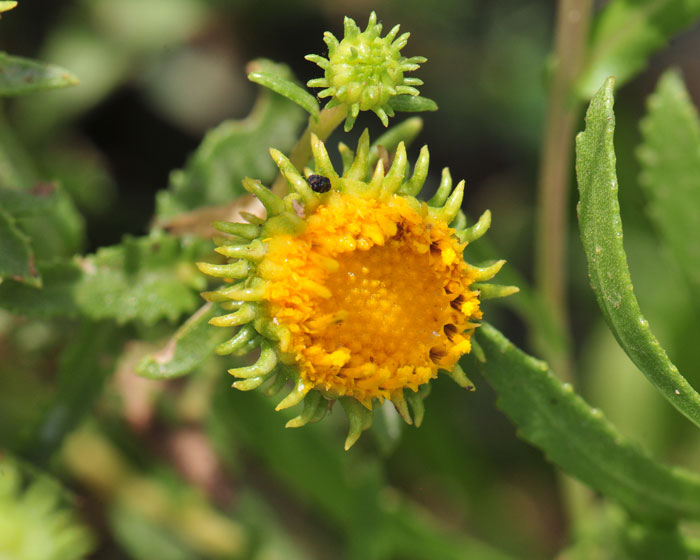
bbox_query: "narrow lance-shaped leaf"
[0,52,78,96]
[248,60,319,121]
[576,0,700,98]
[575,76,700,429]
[387,95,438,113]
[469,323,700,522]
[136,303,229,380]
[638,69,700,302]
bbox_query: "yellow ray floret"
[197,130,516,449]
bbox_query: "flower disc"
[258,191,481,406]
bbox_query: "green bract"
[306,12,427,131]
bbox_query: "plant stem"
[271,104,347,195]
[537,0,596,540]
[535,0,593,379]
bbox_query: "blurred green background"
[2,1,700,558]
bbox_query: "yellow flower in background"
[198,131,515,449]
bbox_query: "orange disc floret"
[257,191,481,407]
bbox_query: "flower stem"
[535,0,593,379]
[536,0,597,539]
[272,104,348,196]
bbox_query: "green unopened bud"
[306,11,426,131]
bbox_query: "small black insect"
[306,174,332,193]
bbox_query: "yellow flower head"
[198,131,514,449]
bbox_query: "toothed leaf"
[470,323,700,522]
[0,232,210,324]
[638,69,700,303]
[576,76,700,429]
[577,0,700,98]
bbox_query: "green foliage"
[3,2,700,558]
[155,61,306,220]
[577,0,700,98]
[638,69,700,302]
[470,323,700,522]
[0,53,78,96]
[0,183,85,281]
[210,387,514,560]
[575,76,700,429]
[136,303,229,380]
[21,321,119,462]
[248,63,320,121]
[0,457,94,560]
[108,502,203,560]
[0,184,61,214]
[0,2,77,97]
[0,207,36,285]
[0,232,209,324]
[387,94,438,113]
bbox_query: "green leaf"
[248,65,319,120]
[387,95,438,113]
[638,69,700,301]
[621,520,688,560]
[16,186,85,260]
[155,71,306,221]
[0,183,60,216]
[388,506,516,560]
[577,0,700,98]
[0,52,78,96]
[210,388,513,559]
[0,260,80,317]
[75,234,207,325]
[0,233,209,324]
[0,109,38,190]
[22,321,118,463]
[136,303,228,379]
[469,323,700,522]
[109,506,200,560]
[575,76,700,430]
[0,179,86,262]
[0,207,39,285]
